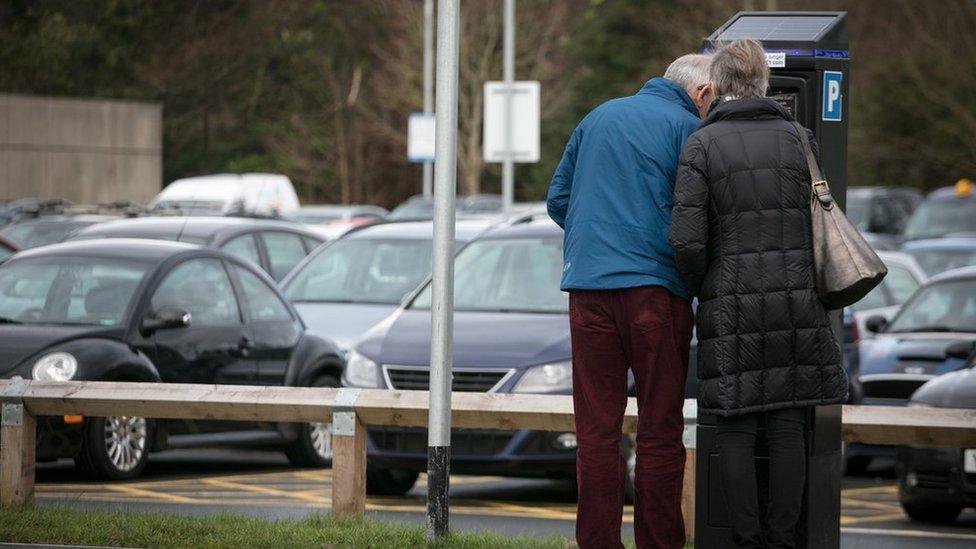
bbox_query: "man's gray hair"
[709,39,769,99]
[663,54,713,95]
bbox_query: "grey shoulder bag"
[793,122,887,310]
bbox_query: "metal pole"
[501,0,515,211]
[427,0,459,539]
[422,0,434,198]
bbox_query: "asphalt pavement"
[31,449,976,547]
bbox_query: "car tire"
[845,455,873,476]
[366,467,420,496]
[285,374,340,468]
[75,415,150,480]
[901,501,963,524]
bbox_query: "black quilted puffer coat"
[668,97,846,416]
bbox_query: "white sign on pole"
[483,80,540,163]
[408,113,436,163]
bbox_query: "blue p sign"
[822,71,843,122]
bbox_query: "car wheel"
[901,501,962,524]
[366,467,419,496]
[75,415,149,480]
[622,435,636,504]
[285,374,339,468]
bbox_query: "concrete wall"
[0,94,162,205]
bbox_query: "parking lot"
[29,449,976,547]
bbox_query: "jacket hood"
[637,77,699,118]
[701,97,792,127]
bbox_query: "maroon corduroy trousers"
[570,286,694,549]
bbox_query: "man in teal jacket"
[547,54,713,549]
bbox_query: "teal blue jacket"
[547,77,700,298]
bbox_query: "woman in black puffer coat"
[669,39,847,549]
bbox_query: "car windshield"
[904,248,976,276]
[389,199,434,221]
[412,237,567,313]
[845,195,870,232]
[284,238,434,304]
[849,264,921,313]
[903,198,976,240]
[0,257,150,326]
[0,221,90,249]
[887,279,976,334]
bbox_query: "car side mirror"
[141,308,191,335]
[865,315,888,334]
[945,340,976,361]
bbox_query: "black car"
[68,216,325,281]
[898,340,976,524]
[0,239,344,479]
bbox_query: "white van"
[149,173,300,217]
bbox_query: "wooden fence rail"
[2,379,975,541]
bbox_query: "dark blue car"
[846,266,976,472]
[342,217,696,496]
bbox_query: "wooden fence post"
[331,388,365,518]
[1,378,35,507]
[682,400,697,544]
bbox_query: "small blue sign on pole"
[822,71,843,122]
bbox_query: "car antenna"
[175,188,200,243]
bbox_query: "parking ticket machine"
[695,12,849,548]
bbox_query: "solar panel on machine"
[716,15,837,42]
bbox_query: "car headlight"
[512,361,573,393]
[32,352,78,382]
[344,350,380,387]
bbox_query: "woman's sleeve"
[669,135,710,297]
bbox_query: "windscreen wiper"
[0,316,23,324]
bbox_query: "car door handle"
[234,336,252,358]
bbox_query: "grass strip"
[0,505,572,548]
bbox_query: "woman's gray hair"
[710,38,769,99]
[663,54,713,96]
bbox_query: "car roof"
[71,216,321,242]
[927,265,976,284]
[847,186,919,197]
[478,216,561,239]
[9,214,118,224]
[342,219,496,242]
[902,237,976,251]
[926,186,976,201]
[8,238,199,264]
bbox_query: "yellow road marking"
[840,485,898,497]
[201,478,326,504]
[105,484,198,504]
[840,512,907,526]
[839,498,903,512]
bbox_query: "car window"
[262,232,308,281]
[888,279,976,333]
[0,257,149,326]
[151,259,240,326]
[302,236,322,253]
[850,282,889,312]
[412,237,568,313]
[221,234,261,266]
[905,249,976,277]
[904,198,976,240]
[285,238,435,304]
[885,265,920,303]
[0,246,12,263]
[232,265,292,322]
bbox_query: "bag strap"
[792,121,833,208]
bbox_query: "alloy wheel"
[309,421,333,460]
[103,415,147,473]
